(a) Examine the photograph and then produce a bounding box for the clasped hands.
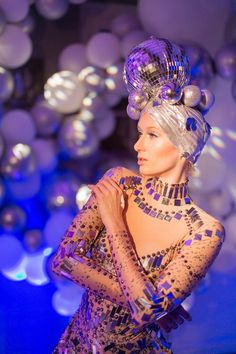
[88,176,192,333]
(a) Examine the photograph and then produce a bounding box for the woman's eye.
[149,133,158,138]
[137,132,142,137]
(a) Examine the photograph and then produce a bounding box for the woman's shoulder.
[192,203,225,242]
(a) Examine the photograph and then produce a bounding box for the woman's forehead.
[138,112,163,132]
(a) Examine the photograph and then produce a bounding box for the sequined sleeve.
[107,221,225,326]
[51,166,127,306]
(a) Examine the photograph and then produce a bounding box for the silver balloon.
[31,100,62,136]
[0,205,26,233]
[17,13,35,34]
[105,62,127,97]
[0,179,5,207]
[183,43,214,88]
[58,117,99,158]
[0,8,6,36]
[45,174,81,212]
[24,229,43,252]
[182,85,202,107]
[0,67,14,102]
[35,0,69,20]
[1,143,36,180]
[232,77,236,102]
[78,66,105,93]
[80,91,105,119]
[0,133,4,159]
[215,42,236,79]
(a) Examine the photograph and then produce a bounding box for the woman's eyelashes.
[137,131,158,138]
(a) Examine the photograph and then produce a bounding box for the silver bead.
[198,89,215,112]
[128,90,149,110]
[182,85,202,107]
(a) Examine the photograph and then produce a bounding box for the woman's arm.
[106,221,225,327]
[89,171,225,327]
[51,167,128,306]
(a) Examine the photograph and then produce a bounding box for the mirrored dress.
[52,166,225,354]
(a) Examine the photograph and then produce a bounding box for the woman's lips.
[137,158,147,165]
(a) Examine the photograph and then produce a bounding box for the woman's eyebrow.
[137,125,161,131]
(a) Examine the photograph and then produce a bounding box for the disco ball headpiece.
[123,37,214,164]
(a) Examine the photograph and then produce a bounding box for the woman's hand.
[88,176,126,232]
[156,305,192,333]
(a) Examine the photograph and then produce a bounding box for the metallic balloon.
[44,71,84,114]
[78,66,105,93]
[0,178,5,207]
[1,143,36,180]
[0,205,26,233]
[182,85,202,107]
[183,43,214,88]
[0,133,4,159]
[45,174,81,212]
[0,66,14,102]
[24,229,43,252]
[31,100,62,136]
[215,42,236,80]
[58,117,99,158]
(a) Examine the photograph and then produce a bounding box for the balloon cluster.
[0,0,236,318]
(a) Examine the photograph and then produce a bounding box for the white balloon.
[86,32,121,69]
[211,243,236,274]
[0,235,24,270]
[35,0,69,20]
[93,109,116,139]
[6,172,41,200]
[44,210,73,249]
[110,13,140,38]
[31,139,58,173]
[2,254,28,281]
[206,76,236,165]
[121,30,147,58]
[208,189,232,218]
[0,0,29,23]
[224,214,236,247]
[58,43,87,74]
[0,25,32,69]
[138,0,231,56]
[0,109,36,144]
[44,71,85,114]
[25,252,50,286]
[52,288,84,316]
[189,152,226,193]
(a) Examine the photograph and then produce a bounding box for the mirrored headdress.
[123,37,214,164]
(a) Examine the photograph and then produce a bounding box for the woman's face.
[134,111,183,178]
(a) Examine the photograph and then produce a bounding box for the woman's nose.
[134,136,144,152]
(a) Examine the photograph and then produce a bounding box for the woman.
[52,37,225,353]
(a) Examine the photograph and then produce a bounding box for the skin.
[88,111,192,332]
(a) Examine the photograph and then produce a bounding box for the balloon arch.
[0,0,235,317]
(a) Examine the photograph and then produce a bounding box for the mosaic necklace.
[120,175,195,224]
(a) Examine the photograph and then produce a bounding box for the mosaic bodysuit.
[52,166,225,354]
